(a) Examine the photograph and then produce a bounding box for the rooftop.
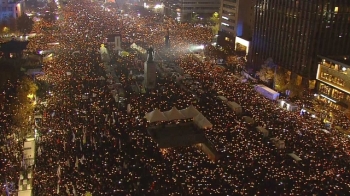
[318,55,350,67]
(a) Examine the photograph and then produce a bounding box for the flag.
[57,165,61,178]
[57,182,60,194]
[80,155,85,164]
[127,104,131,114]
[73,186,77,196]
[83,130,86,144]
[37,146,42,156]
[72,132,75,142]
[65,184,70,194]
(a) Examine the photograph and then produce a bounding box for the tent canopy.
[288,153,302,161]
[18,190,32,196]
[163,107,186,121]
[217,96,228,102]
[180,105,200,118]
[242,116,255,125]
[227,101,242,114]
[193,113,205,123]
[256,126,269,137]
[227,101,241,109]
[145,109,168,123]
[197,117,213,129]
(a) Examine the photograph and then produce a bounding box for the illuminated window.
[225,37,230,41]
[334,7,338,13]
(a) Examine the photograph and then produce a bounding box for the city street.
[4,0,349,195]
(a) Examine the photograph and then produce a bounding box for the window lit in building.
[334,7,338,13]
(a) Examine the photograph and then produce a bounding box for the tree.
[16,14,34,34]
[256,64,274,83]
[10,76,38,138]
[274,67,288,91]
[191,13,199,23]
[0,20,10,35]
[284,77,303,98]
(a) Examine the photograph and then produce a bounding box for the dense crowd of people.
[1,0,350,195]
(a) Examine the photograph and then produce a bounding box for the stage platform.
[147,122,220,160]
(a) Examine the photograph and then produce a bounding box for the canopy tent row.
[216,96,242,114]
[145,106,213,129]
[227,101,242,114]
[270,138,285,149]
[256,126,269,137]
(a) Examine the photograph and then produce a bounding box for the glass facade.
[252,0,350,79]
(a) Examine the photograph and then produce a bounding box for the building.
[218,0,256,57]
[175,0,221,22]
[143,0,165,14]
[316,55,350,109]
[252,0,350,85]
[0,0,25,22]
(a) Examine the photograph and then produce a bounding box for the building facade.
[0,0,24,22]
[175,0,221,22]
[218,0,256,58]
[252,0,350,83]
[316,55,350,109]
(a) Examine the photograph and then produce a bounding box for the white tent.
[193,113,205,124]
[217,96,228,102]
[145,109,168,123]
[197,118,213,129]
[180,105,200,118]
[288,153,302,161]
[18,190,32,196]
[227,101,242,114]
[163,107,186,121]
[256,126,269,137]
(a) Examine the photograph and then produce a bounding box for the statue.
[147,46,154,62]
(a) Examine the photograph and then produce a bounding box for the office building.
[175,0,221,22]
[143,0,164,14]
[252,0,350,84]
[316,55,350,109]
[0,0,25,22]
[218,0,256,57]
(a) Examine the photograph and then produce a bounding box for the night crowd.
[0,0,349,195]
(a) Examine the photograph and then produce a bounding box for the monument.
[164,29,170,48]
[144,46,156,89]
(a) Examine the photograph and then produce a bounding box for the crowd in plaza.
[0,0,350,195]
